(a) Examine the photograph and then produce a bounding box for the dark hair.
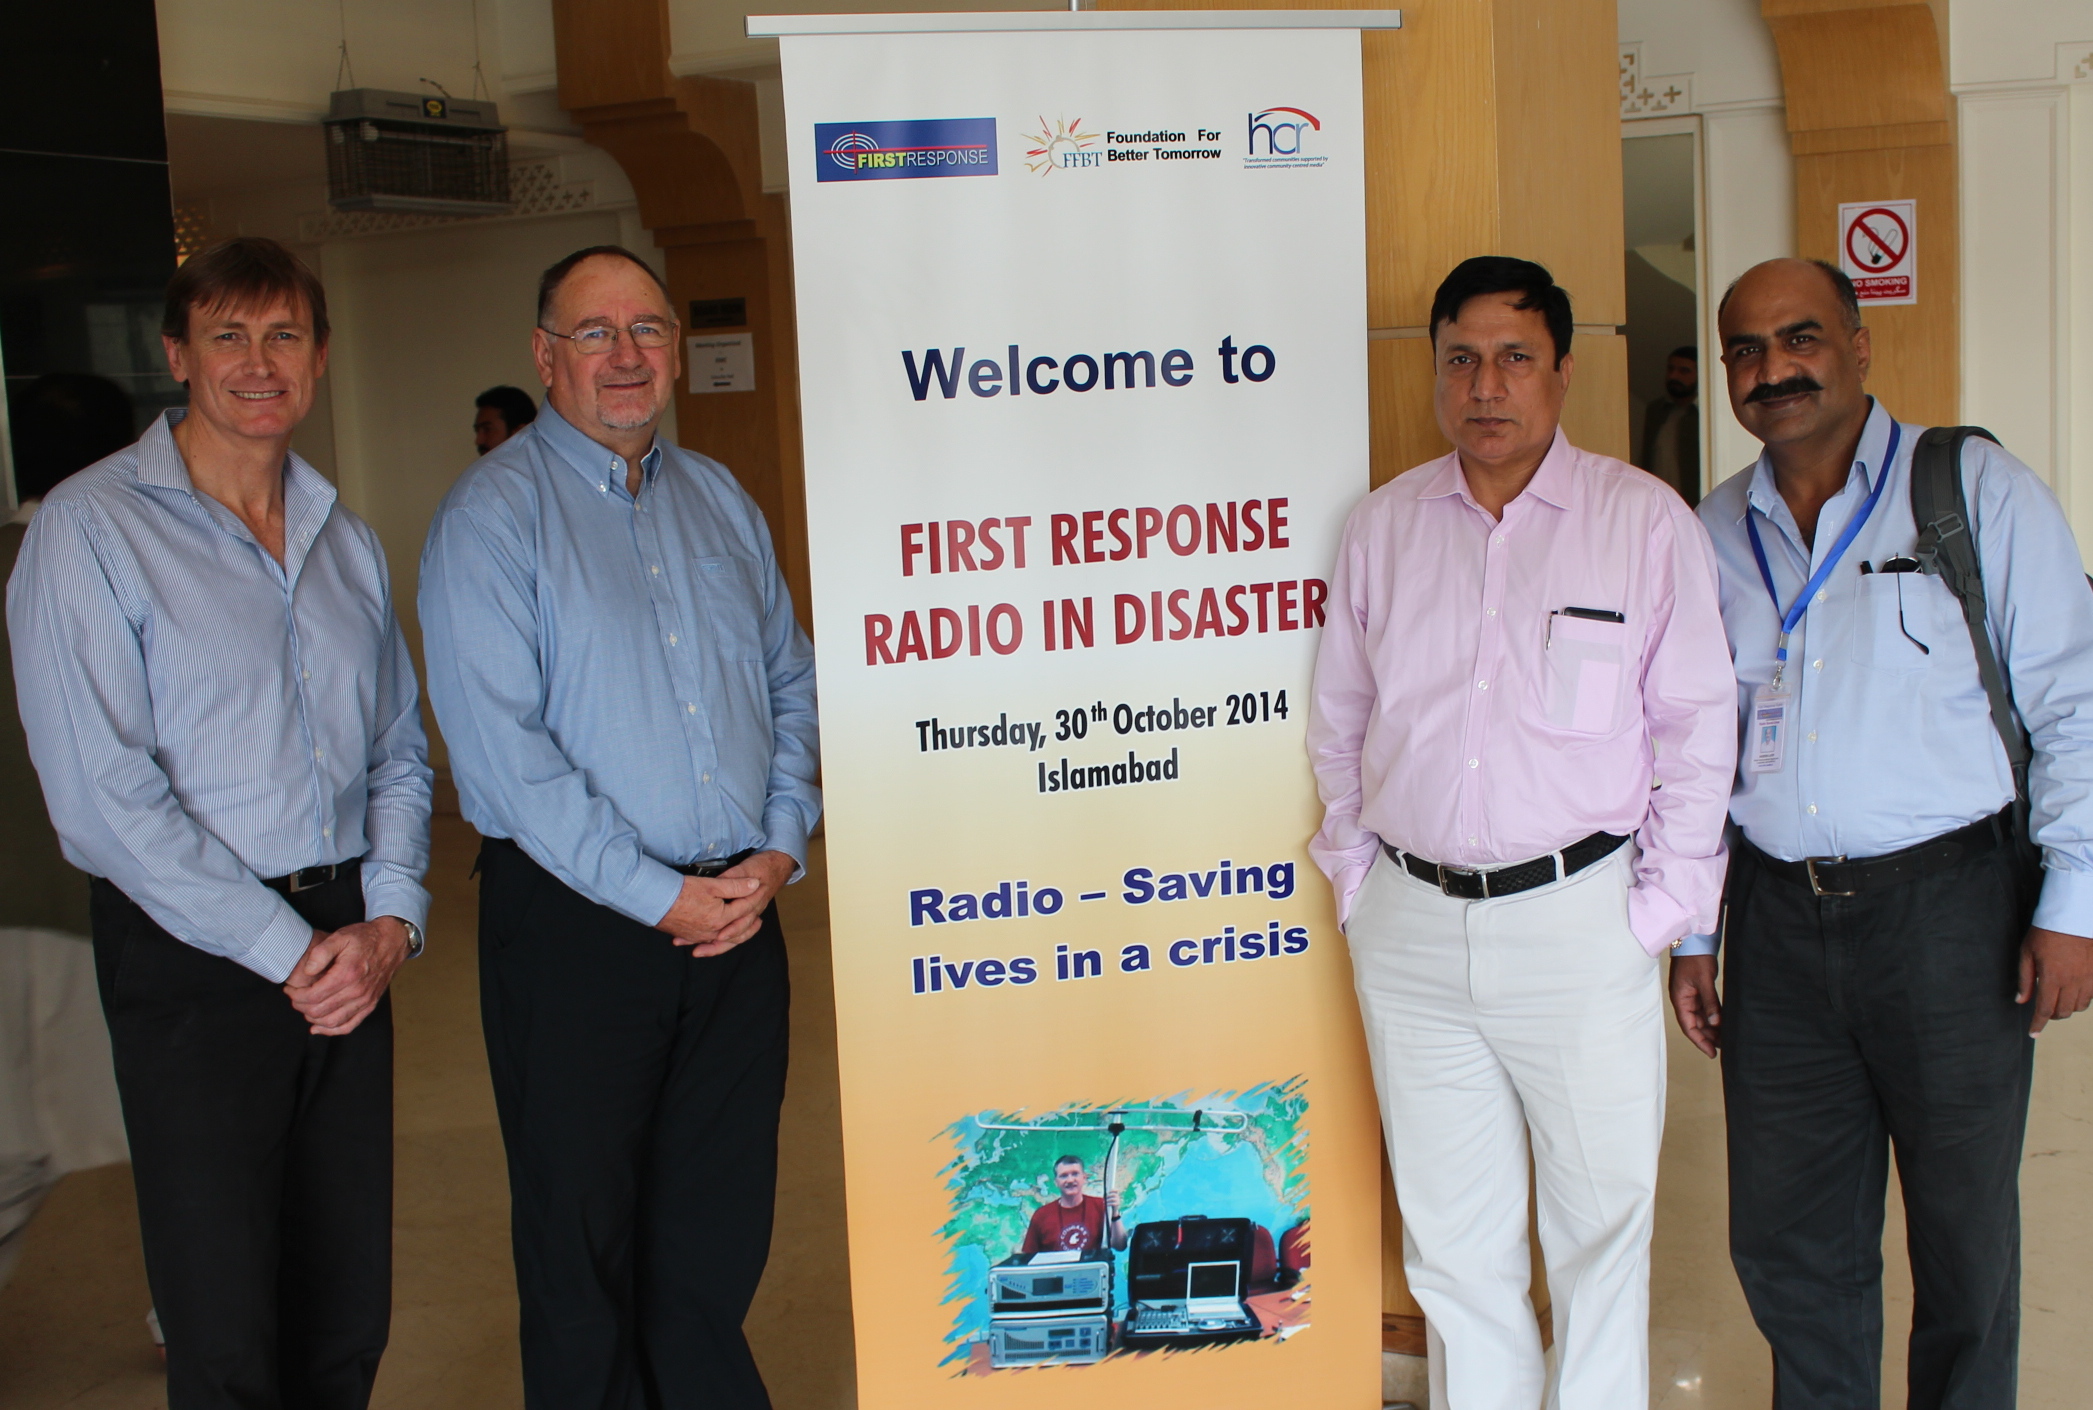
[1429,256,1574,368]
[1718,258,1861,331]
[1053,1155,1084,1171]
[1669,345,1697,363]
[10,373,135,501]
[475,385,537,430]
[536,245,672,328]
[162,237,329,344]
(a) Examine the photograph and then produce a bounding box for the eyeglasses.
[539,319,679,355]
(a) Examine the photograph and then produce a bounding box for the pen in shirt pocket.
[1546,606,1626,645]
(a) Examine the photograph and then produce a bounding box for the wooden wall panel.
[1762,0,1959,426]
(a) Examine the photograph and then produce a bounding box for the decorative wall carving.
[1621,44,1693,117]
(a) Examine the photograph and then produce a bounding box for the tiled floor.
[1,815,2086,1407]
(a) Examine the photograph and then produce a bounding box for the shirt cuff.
[628,859,689,930]
[1673,932,1719,957]
[1627,882,1693,958]
[2032,866,2093,938]
[760,809,811,886]
[362,874,432,934]
[243,898,320,985]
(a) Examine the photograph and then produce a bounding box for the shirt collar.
[1738,397,1893,525]
[533,402,664,497]
[140,408,338,555]
[1417,426,1577,512]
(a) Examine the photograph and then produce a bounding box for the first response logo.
[816,118,998,182]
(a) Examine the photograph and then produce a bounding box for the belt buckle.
[287,863,335,895]
[1804,856,1853,898]
[1436,864,1484,900]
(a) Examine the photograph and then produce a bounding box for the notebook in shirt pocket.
[692,556,764,661]
[1543,613,1628,734]
[1851,572,1942,673]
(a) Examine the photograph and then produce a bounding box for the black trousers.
[90,874,392,1410]
[477,839,790,1410]
[1722,831,2039,1410]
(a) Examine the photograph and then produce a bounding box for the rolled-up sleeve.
[419,501,687,927]
[7,503,314,981]
[1629,500,1739,955]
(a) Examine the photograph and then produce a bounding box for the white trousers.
[1347,847,1665,1410]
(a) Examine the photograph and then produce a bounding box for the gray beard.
[595,404,658,432]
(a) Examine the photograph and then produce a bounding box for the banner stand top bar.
[747,10,1402,37]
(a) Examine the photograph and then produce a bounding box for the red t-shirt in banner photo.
[1019,1195,1107,1255]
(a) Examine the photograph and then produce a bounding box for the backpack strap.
[1909,425,2029,820]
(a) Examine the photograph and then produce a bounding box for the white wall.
[1953,20,2091,557]
[1619,0,1796,488]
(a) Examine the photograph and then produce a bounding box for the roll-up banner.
[765,11,1392,1405]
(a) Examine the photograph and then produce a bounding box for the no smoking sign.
[1838,199,1917,306]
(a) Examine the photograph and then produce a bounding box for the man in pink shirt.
[1307,257,1736,1409]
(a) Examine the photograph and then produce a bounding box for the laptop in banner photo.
[815,118,999,181]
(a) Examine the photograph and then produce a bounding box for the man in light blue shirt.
[8,237,431,1409]
[1672,257,2093,1409]
[419,245,818,1410]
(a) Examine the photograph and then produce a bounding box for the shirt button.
[1468,759,1479,769]
[1468,836,1477,844]
[1486,608,1497,617]
[313,748,324,761]
[703,773,712,783]
[1493,535,1505,545]
[1812,658,1823,670]
[302,669,310,680]
[1808,804,1819,815]
[652,565,661,575]
[687,703,697,714]
[668,634,678,645]
[1807,731,1818,742]
[323,826,332,837]
[598,483,607,493]
[1477,680,1488,690]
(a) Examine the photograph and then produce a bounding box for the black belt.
[262,857,364,896]
[485,836,757,879]
[1383,831,1628,901]
[674,846,759,878]
[1746,807,2014,898]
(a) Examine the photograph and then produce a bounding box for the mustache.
[1745,375,1822,405]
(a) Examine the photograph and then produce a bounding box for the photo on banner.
[776,17,1381,1406]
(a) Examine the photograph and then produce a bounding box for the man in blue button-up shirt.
[8,238,432,1409]
[420,245,818,1409]
[1672,258,2093,1410]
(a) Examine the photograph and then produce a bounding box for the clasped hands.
[284,916,412,1036]
[654,850,795,957]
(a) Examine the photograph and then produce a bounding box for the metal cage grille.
[323,90,512,216]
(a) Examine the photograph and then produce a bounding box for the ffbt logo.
[1247,107,1319,156]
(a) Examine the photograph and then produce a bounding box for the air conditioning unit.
[324,89,511,216]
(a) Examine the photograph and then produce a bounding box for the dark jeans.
[1722,831,2039,1410]
[90,874,392,1410]
[477,839,790,1410]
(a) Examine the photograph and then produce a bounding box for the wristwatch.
[399,918,426,960]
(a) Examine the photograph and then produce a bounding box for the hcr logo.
[1247,107,1320,156]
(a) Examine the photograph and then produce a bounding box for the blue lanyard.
[1745,417,1901,687]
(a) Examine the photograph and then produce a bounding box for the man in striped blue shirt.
[7,238,431,1409]
[420,246,819,1409]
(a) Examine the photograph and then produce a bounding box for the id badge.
[1747,684,1792,774]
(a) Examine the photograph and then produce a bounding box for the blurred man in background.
[1639,345,1700,505]
[473,384,537,455]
